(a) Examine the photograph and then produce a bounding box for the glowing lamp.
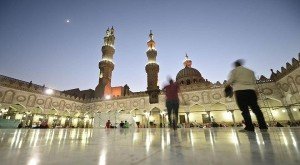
[45,88,54,95]
[105,95,111,100]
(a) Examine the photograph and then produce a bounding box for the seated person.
[124,121,129,128]
[105,120,111,128]
[119,121,124,128]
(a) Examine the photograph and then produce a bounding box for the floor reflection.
[0,128,299,165]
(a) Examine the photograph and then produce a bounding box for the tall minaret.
[95,27,115,98]
[145,30,160,103]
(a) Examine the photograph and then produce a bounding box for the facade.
[0,28,300,128]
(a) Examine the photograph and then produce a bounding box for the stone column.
[286,106,296,122]
[185,112,190,128]
[91,117,95,128]
[162,114,165,127]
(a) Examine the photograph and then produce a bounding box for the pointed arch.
[190,104,205,112]
[46,107,59,115]
[130,108,144,116]
[258,97,283,108]
[10,103,27,113]
[31,106,44,114]
[60,110,71,117]
[150,107,161,112]
[210,102,227,111]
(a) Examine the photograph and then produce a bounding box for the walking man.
[163,78,180,130]
[227,60,268,132]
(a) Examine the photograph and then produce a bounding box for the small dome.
[176,66,205,85]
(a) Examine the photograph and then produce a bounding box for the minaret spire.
[147,30,156,50]
[103,27,115,47]
[183,53,192,68]
[149,30,153,40]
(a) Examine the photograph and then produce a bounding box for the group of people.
[105,120,130,128]
[163,59,269,132]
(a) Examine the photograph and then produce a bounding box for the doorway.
[179,115,186,124]
[202,114,210,123]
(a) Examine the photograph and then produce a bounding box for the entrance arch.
[209,102,228,123]
[189,104,205,125]
[149,107,161,128]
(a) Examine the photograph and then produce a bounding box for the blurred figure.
[227,60,268,132]
[124,121,129,128]
[163,77,181,130]
[105,120,111,128]
[119,121,124,128]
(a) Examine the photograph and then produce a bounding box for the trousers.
[235,90,268,130]
[166,100,179,127]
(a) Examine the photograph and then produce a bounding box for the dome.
[175,54,207,85]
[176,66,205,85]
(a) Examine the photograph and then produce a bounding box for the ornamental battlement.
[269,53,300,81]
[0,75,86,103]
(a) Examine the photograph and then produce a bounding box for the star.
[65,19,70,23]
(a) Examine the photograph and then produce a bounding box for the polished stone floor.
[0,127,299,165]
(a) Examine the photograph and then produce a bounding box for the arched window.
[187,79,191,85]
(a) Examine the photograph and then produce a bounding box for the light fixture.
[282,109,286,112]
[293,108,297,111]
[45,88,54,95]
[105,95,111,100]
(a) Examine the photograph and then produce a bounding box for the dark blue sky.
[0,0,299,92]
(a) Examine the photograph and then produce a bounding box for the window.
[186,79,191,85]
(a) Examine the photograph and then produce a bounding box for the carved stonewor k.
[44,98,52,109]
[26,95,36,107]
[3,90,15,103]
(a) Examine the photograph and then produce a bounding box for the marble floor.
[0,127,299,165]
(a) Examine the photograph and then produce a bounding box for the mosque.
[0,28,299,128]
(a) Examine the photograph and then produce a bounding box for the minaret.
[95,27,115,98]
[145,30,160,103]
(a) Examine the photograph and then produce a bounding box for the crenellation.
[281,67,287,74]
[286,62,292,70]
[269,54,300,81]
[215,81,221,86]
[292,58,298,66]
